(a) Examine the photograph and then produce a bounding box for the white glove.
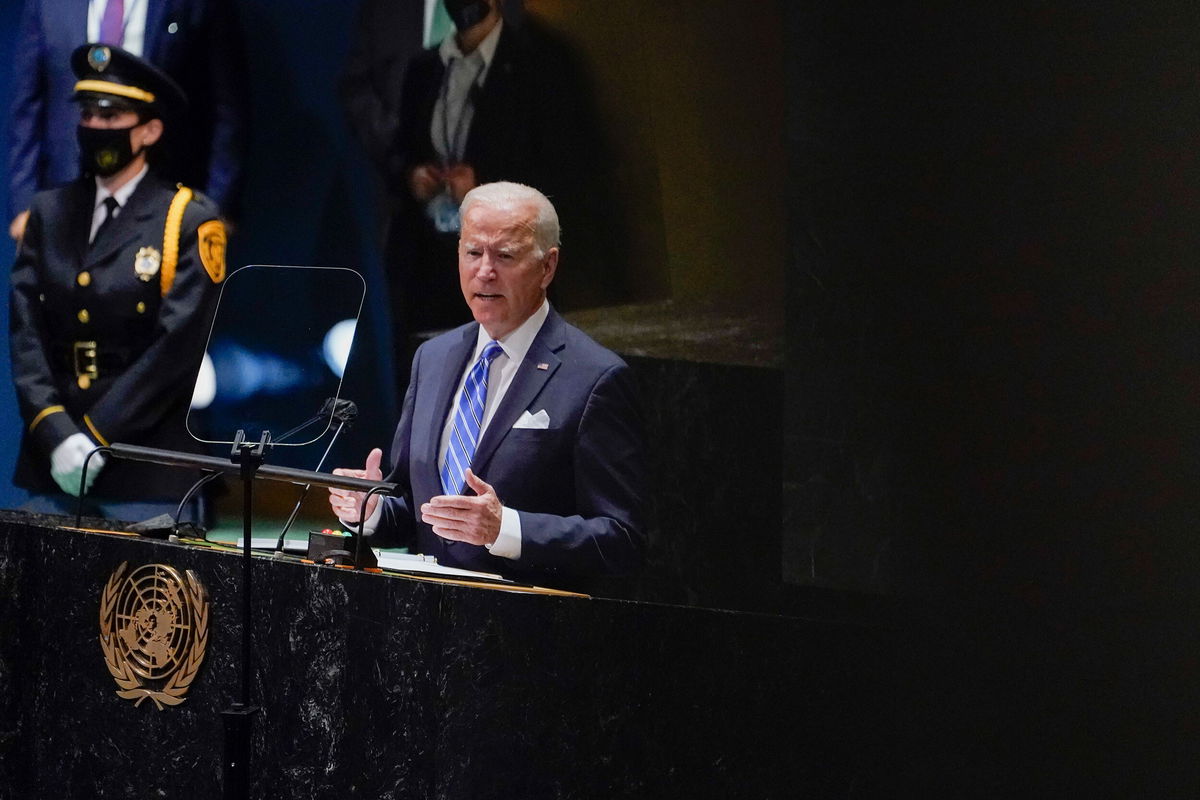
[50,432,106,497]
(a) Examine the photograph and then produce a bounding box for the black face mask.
[77,125,142,177]
[445,0,490,31]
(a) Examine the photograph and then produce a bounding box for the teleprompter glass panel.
[186,265,366,447]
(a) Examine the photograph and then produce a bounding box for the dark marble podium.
[0,511,892,799]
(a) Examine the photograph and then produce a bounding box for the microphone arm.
[273,416,351,554]
[172,470,223,535]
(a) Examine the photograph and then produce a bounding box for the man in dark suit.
[7,0,247,240]
[10,45,226,517]
[329,182,646,587]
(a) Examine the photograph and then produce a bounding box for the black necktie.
[93,196,120,245]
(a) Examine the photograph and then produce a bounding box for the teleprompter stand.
[77,441,395,799]
[223,429,268,799]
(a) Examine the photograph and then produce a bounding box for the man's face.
[458,200,558,340]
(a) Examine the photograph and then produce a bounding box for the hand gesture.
[328,447,383,525]
[421,468,502,546]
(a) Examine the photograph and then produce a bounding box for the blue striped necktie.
[441,340,504,495]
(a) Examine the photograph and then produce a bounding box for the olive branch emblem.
[99,562,209,710]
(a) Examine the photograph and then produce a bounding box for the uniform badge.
[99,562,210,709]
[134,246,161,282]
[88,46,112,73]
[197,220,227,283]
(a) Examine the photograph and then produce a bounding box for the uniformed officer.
[9,44,227,518]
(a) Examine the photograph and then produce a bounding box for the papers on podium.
[234,538,511,583]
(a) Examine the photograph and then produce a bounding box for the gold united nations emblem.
[99,562,209,710]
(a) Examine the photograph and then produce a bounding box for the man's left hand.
[421,468,502,546]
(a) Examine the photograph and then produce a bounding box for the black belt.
[56,341,136,379]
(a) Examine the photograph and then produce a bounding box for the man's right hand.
[328,447,383,525]
[9,210,29,242]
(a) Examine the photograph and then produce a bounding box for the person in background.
[8,0,248,241]
[10,45,226,521]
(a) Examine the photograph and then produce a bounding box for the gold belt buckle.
[73,341,99,388]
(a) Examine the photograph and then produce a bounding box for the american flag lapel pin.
[536,363,549,370]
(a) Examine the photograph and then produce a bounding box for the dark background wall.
[789,1,1198,611]
[528,0,786,311]
[785,7,1200,790]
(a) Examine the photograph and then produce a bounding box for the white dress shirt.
[87,0,150,55]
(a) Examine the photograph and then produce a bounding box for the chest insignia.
[134,246,162,282]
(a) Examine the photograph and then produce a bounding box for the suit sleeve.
[515,363,648,576]
[374,345,421,547]
[9,199,86,452]
[81,206,222,445]
[8,0,47,221]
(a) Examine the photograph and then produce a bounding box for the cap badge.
[88,46,112,73]
[135,246,162,282]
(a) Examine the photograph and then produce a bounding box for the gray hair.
[460,181,561,256]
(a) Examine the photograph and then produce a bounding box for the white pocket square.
[513,409,550,430]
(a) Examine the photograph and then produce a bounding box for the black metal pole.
[223,430,268,800]
[240,448,253,707]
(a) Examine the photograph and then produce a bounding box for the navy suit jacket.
[377,307,648,586]
[8,0,248,220]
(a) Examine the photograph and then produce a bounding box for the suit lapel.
[471,310,565,476]
[404,54,445,166]
[465,26,515,162]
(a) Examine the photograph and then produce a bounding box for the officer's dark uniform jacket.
[10,172,225,500]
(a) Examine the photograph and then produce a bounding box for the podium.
[0,510,885,798]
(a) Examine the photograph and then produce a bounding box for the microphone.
[274,396,355,445]
[321,397,358,426]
